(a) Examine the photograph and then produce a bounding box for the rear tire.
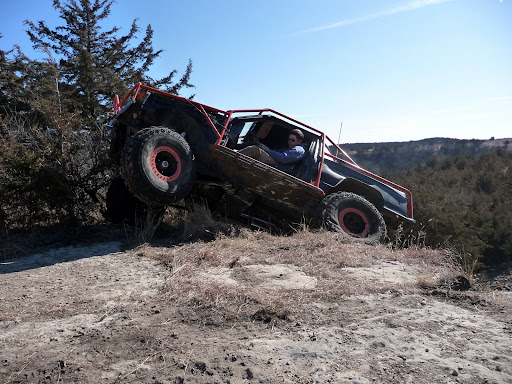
[320,192,387,244]
[121,127,196,206]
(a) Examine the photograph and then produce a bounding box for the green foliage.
[0,110,111,233]
[0,46,33,114]
[0,0,193,235]
[391,150,512,268]
[24,0,193,124]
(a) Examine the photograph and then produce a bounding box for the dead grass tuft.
[182,204,233,241]
[135,228,466,321]
[389,246,468,287]
[133,206,166,243]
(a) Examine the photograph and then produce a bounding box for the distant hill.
[339,137,512,173]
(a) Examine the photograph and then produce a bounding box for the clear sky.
[1,0,511,143]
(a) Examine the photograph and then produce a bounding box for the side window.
[228,121,245,142]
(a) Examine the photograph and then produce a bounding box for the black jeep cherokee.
[108,83,415,243]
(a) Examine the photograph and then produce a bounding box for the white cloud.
[297,0,454,34]
[489,95,512,102]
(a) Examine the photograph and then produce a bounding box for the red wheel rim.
[339,207,370,237]
[150,146,182,182]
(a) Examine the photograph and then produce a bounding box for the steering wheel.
[244,131,259,145]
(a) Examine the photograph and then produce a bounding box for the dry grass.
[132,206,167,243]
[388,246,466,288]
[134,223,466,321]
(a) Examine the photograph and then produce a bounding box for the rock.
[451,276,471,291]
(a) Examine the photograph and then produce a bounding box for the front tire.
[320,192,387,244]
[121,127,196,206]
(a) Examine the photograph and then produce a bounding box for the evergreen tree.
[0,39,30,115]
[0,1,194,233]
[0,36,10,112]
[25,0,193,124]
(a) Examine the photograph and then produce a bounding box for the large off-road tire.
[121,127,196,206]
[320,192,387,244]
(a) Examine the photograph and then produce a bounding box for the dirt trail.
[1,242,511,383]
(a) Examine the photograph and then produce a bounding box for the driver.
[239,129,306,165]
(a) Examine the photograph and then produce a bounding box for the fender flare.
[327,178,385,212]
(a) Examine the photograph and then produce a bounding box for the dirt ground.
[1,236,512,384]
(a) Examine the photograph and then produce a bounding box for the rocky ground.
[1,231,511,384]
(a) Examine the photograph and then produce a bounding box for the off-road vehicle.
[108,83,415,243]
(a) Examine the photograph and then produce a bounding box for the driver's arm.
[268,146,306,164]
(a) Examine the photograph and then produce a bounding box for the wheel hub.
[150,146,182,182]
[339,207,370,237]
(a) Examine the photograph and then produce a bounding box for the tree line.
[0,0,192,234]
[387,149,512,268]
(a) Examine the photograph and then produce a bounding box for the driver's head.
[288,129,304,148]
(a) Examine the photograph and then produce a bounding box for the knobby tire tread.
[120,127,195,206]
[320,192,387,244]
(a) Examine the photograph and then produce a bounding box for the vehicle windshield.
[236,122,256,145]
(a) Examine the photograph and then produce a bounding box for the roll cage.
[113,83,414,220]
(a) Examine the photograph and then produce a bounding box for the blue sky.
[2,0,511,143]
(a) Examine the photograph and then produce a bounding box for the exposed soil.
[1,238,511,384]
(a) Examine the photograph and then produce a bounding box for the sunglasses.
[288,137,298,142]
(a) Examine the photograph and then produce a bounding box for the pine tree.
[0,37,10,112]
[25,0,193,125]
[1,1,194,233]
[0,40,31,115]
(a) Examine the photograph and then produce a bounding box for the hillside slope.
[341,137,512,172]
[1,231,511,383]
